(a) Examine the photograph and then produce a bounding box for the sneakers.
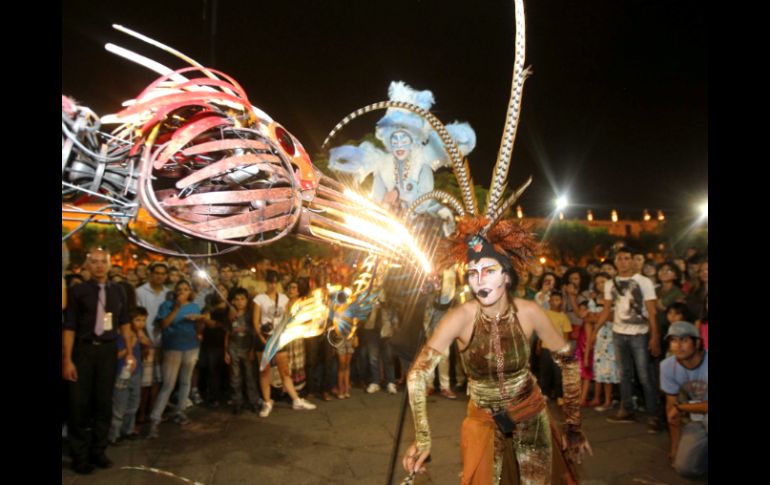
[387,383,398,395]
[147,422,160,439]
[647,417,662,434]
[594,404,612,412]
[366,383,381,394]
[183,397,194,410]
[440,389,457,400]
[259,400,274,417]
[190,388,203,405]
[292,398,317,410]
[173,413,191,425]
[607,411,636,423]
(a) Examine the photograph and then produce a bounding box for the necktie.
[95,283,106,336]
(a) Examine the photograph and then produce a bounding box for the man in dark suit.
[63,247,132,474]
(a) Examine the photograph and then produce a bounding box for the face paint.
[467,257,508,306]
[390,130,414,161]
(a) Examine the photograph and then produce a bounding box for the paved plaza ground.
[61,388,707,484]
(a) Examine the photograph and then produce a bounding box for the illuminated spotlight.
[516,205,523,219]
[643,209,651,221]
[539,257,546,265]
[699,201,708,218]
[657,210,665,221]
[196,269,207,278]
[586,210,594,221]
[611,209,618,223]
[555,196,568,211]
[251,267,256,273]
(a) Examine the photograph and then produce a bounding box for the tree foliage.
[536,222,614,265]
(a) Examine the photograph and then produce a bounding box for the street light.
[611,209,618,223]
[555,196,568,211]
[516,205,523,219]
[587,210,593,221]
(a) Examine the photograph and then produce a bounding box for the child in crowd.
[664,302,693,357]
[109,307,151,443]
[588,272,619,411]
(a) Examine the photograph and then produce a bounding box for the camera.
[260,322,274,335]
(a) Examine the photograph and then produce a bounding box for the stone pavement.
[61,388,707,484]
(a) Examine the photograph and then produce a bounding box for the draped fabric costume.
[459,304,579,484]
[408,301,581,484]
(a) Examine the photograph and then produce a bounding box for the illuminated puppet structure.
[327,81,476,237]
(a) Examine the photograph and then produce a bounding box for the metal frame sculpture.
[62,25,431,272]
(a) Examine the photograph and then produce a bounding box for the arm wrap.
[407,345,444,453]
[552,343,581,427]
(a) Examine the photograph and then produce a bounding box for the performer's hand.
[62,359,78,382]
[561,426,593,465]
[224,352,231,365]
[383,189,400,209]
[402,443,430,475]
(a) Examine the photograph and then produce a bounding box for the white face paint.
[467,257,509,307]
[390,130,414,161]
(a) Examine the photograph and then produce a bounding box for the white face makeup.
[390,130,413,161]
[467,257,509,306]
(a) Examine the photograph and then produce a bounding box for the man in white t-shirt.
[135,262,170,347]
[595,247,662,431]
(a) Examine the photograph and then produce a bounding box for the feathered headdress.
[439,215,538,276]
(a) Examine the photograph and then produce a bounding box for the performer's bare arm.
[403,302,475,475]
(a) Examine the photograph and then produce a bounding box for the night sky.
[62,0,707,219]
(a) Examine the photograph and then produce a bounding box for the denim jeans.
[362,329,395,385]
[150,348,200,423]
[612,332,658,416]
[109,369,141,441]
[674,419,708,477]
